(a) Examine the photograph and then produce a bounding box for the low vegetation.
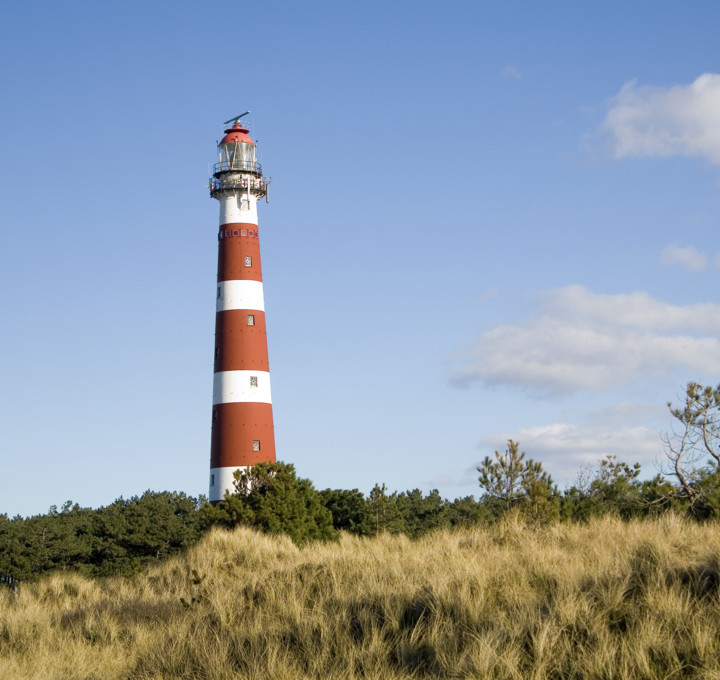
[3,516,720,679]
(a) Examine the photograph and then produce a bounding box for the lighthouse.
[208,113,276,503]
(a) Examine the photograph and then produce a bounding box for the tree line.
[2,381,719,584]
[0,492,203,582]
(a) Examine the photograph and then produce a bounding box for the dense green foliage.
[199,462,336,543]
[3,382,720,584]
[0,492,202,582]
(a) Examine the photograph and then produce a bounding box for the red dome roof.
[219,124,255,146]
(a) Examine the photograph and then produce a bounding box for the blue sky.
[2,1,720,516]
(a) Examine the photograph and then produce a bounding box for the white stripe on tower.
[220,194,258,225]
[213,370,272,404]
[216,280,265,312]
[210,467,250,502]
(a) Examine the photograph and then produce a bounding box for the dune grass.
[2,514,720,679]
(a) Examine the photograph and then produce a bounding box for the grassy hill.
[2,515,720,679]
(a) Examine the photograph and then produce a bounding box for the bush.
[200,462,336,544]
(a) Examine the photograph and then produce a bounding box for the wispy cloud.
[499,64,522,81]
[478,402,667,482]
[660,244,708,272]
[600,73,720,163]
[659,244,720,272]
[451,285,720,396]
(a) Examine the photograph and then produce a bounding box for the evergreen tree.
[366,483,406,535]
[201,462,336,544]
[0,492,203,582]
[477,440,558,520]
[446,496,487,528]
[319,488,370,534]
[564,456,644,520]
[396,489,450,538]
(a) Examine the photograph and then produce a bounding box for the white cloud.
[451,285,720,395]
[601,73,720,163]
[660,244,708,272]
[478,402,667,483]
[540,286,720,334]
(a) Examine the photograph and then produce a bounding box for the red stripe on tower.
[208,115,275,503]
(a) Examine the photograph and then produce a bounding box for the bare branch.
[663,382,720,512]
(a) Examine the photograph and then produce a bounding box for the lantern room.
[215,124,261,175]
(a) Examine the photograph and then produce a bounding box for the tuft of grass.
[2,515,720,679]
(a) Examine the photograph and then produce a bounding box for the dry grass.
[2,514,720,679]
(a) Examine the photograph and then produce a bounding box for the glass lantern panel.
[239,143,256,167]
[218,141,256,169]
[218,143,235,167]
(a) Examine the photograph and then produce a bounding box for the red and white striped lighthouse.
[208,114,275,503]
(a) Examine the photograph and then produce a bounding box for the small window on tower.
[253,440,261,451]
[225,231,230,237]
[214,346,220,359]
[212,409,218,422]
[250,376,258,387]
[210,474,215,487]
[217,286,221,299]
[249,231,254,237]
[241,230,247,236]
[244,256,252,267]
[247,314,255,326]
[233,230,239,236]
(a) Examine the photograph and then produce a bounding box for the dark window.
[233,230,239,236]
[241,230,247,236]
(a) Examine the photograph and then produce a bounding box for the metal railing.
[213,160,263,175]
[210,176,268,198]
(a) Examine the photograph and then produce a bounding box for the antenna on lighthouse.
[223,111,251,125]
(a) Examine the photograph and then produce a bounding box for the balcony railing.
[213,159,263,175]
[210,175,268,198]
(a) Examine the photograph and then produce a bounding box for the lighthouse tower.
[208,114,275,503]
